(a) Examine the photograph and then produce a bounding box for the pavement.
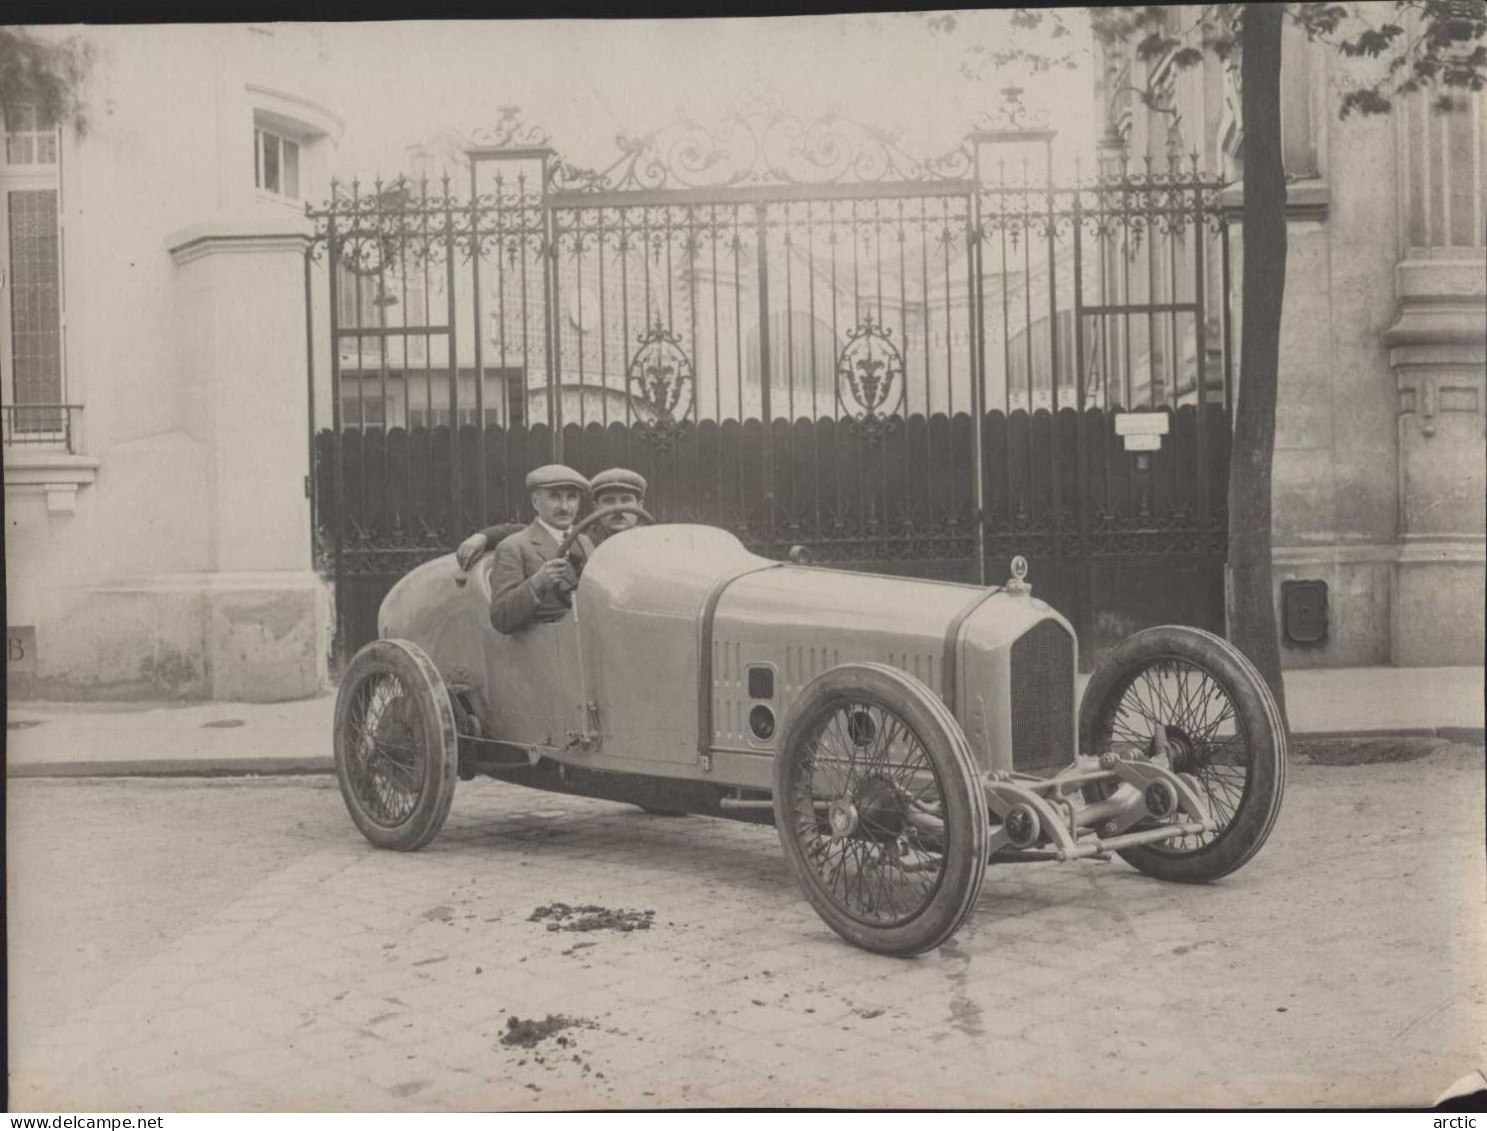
[6,747,1484,1111]
[5,664,1483,778]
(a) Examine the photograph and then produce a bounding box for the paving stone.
[10,753,1484,1111]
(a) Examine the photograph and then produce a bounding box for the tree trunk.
[1230,2,1289,723]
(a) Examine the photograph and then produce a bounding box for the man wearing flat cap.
[456,465,650,570]
[587,467,648,545]
[485,464,595,635]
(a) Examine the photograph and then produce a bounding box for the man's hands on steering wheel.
[530,557,577,597]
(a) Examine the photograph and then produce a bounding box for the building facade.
[6,16,1479,704]
[4,25,341,699]
[1097,4,1486,667]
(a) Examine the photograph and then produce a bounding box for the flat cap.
[590,467,648,498]
[525,464,590,493]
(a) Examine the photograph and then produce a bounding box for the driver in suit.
[487,464,595,635]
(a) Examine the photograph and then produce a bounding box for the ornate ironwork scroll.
[468,106,553,152]
[836,312,905,444]
[626,318,694,450]
[550,83,973,193]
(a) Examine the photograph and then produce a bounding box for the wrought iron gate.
[307,92,1233,664]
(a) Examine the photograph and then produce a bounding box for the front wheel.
[1080,626,1287,883]
[773,663,988,957]
[334,639,459,851]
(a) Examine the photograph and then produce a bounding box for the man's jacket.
[488,519,594,635]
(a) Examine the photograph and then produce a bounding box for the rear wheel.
[1080,626,1286,883]
[773,663,987,957]
[334,639,458,851]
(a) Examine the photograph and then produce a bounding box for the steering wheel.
[555,503,656,561]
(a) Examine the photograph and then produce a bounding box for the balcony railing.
[3,404,84,454]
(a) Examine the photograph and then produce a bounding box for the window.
[505,374,526,428]
[336,265,382,328]
[2,105,68,445]
[7,191,64,403]
[340,391,386,429]
[4,105,58,167]
[254,126,300,198]
[408,408,462,430]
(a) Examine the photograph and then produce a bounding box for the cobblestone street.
[8,744,1484,1111]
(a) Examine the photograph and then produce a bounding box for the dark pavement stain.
[1171,940,1218,956]
[528,902,655,933]
[939,938,984,1036]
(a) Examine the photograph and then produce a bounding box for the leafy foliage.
[928,4,1486,120]
[0,26,94,135]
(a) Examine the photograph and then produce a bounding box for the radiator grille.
[1010,620,1076,775]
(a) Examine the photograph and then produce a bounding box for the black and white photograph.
[4,3,1485,1113]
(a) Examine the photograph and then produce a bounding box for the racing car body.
[337,512,1286,956]
[379,524,1073,790]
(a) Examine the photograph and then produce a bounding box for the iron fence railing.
[2,404,83,453]
[305,95,1235,661]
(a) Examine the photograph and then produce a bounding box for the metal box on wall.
[1281,580,1329,647]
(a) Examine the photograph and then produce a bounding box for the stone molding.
[166,212,314,266]
[1274,539,1486,566]
[1218,178,1330,222]
[3,449,101,515]
[244,82,345,142]
[1384,254,1486,437]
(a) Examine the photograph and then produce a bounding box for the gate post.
[166,214,332,699]
[754,202,775,538]
[967,160,988,587]
[544,175,562,462]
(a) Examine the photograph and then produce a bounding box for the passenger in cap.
[588,467,648,545]
[485,464,595,635]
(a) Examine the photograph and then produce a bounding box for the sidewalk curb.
[6,757,335,780]
[6,727,1480,780]
[1294,726,1484,744]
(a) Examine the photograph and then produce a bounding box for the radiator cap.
[1007,555,1032,596]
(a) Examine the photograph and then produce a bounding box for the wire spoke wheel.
[334,639,458,851]
[791,700,948,927]
[1080,627,1286,883]
[774,663,987,957]
[345,672,427,827]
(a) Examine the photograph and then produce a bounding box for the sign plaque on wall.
[7,626,37,696]
[1114,412,1170,453]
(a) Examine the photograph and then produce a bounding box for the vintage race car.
[334,505,1286,957]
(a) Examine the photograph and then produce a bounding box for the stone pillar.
[166,213,331,699]
[1384,92,1487,666]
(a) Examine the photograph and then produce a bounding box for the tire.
[334,639,459,851]
[773,663,988,957]
[1079,626,1287,883]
